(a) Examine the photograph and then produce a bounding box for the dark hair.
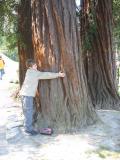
[26,59,36,68]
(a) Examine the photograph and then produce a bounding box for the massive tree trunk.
[19,0,97,132]
[31,0,97,132]
[80,0,120,110]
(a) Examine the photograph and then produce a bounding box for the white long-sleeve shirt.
[20,68,59,97]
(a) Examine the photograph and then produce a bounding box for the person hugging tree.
[20,59,65,135]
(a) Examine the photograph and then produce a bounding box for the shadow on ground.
[0,76,120,160]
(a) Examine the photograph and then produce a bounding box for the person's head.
[26,59,37,69]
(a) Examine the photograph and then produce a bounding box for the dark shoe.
[25,130,38,135]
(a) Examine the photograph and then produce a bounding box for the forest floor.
[0,55,120,160]
[0,78,120,160]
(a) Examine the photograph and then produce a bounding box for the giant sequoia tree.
[18,0,97,132]
[80,0,120,109]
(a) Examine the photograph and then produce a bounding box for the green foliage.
[0,0,18,33]
[83,34,92,51]
[82,2,97,51]
[0,0,19,59]
[0,36,18,61]
[5,50,18,61]
[113,0,120,33]
[113,0,120,48]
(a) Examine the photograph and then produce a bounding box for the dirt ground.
[0,71,120,160]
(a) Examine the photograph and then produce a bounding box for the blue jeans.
[21,96,34,131]
[0,69,4,79]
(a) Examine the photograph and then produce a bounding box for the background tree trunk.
[80,0,120,110]
[18,0,33,85]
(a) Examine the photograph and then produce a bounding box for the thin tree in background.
[18,0,33,84]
